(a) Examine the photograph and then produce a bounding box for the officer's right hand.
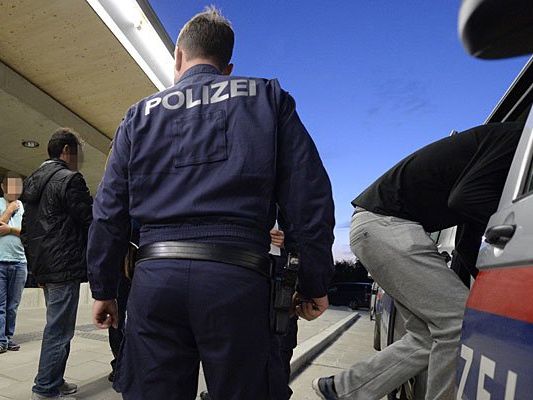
[294,293,329,321]
[92,299,119,329]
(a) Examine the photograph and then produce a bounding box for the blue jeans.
[0,261,27,346]
[32,280,80,397]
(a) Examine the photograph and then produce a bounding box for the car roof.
[486,56,533,124]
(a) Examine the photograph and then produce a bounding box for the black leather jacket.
[20,159,92,284]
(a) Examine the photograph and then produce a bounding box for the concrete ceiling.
[0,0,170,193]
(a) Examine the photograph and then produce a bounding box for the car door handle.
[485,224,516,246]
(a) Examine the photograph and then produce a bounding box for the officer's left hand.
[92,299,119,329]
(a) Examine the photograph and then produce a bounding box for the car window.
[429,231,441,243]
[522,156,533,196]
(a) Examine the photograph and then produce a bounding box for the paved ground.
[0,306,112,400]
[290,311,378,399]
[1,304,368,399]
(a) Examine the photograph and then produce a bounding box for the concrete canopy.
[0,0,174,192]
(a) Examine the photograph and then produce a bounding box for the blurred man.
[21,128,93,400]
[0,172,27,353]
[87,6,334,400]
[313,122,523,400]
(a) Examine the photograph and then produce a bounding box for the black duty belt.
[136,241,272,278]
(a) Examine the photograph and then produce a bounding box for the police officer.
[87,6,334,400]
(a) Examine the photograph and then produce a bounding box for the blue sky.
[149,0,529,259]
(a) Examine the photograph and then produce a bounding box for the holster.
[270,253,299,335]
[124,242,139,280]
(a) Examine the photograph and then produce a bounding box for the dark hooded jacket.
[20,159,93,283]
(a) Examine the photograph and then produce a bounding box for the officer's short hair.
[47,128,81,159]
[177,6,234,71]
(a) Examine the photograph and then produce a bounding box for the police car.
[457,0,533,398]
[455,61,533,400]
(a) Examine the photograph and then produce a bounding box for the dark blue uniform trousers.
[278,316,298,399]
[108,273,131,374]
[113,259,285,400]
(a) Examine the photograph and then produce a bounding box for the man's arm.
[0,201,21,236]
[274,86,335,310]
[65,174,93,233]
[451,223,483,287]
[6,226,21,237]
[0,222,10,236]
[448,124,522,226]
[87,111,132,302]
[447,129,519,286]
[0,202,19,224]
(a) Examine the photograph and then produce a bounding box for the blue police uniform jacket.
[87,64,335,301]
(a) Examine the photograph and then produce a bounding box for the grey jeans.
[333,209,468,400]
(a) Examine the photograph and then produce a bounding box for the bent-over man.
[313,122,523,400]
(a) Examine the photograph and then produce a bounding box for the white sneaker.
[312,377,338,400]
